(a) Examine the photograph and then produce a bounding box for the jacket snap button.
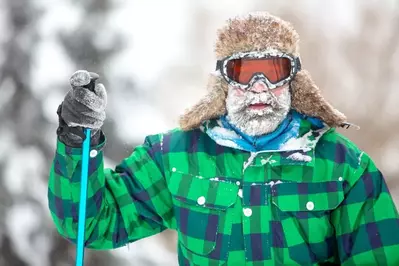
[306,201,315,210]
[89,150,98,158]
[197,196,206,205]
[243,208,252,217]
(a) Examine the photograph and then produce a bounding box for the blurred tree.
[59,0,134,164]
[0,0,43,265]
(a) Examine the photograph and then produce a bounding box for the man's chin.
[245,107,275,117]
[238,115,281,136]
[227,110,287,135]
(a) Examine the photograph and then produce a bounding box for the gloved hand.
[57,70,107,147]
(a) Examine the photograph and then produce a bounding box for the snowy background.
[0,0,398,265]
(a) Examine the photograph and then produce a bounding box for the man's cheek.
[272,85,289,97]
[230,86,245,97]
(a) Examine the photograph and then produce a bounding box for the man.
[48,12,399,265]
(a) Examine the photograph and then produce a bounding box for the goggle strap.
[215,60,223,71]
[294,57,302,72]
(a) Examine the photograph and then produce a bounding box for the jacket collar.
[201,109,331,154]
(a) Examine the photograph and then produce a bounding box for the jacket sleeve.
[47,134,174,249]
[331,153,399,265]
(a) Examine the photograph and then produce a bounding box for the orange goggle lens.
[225,57,292,84]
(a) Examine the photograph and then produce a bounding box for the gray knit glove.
[57,70,107,147]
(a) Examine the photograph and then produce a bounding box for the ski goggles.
[215,50,302,90]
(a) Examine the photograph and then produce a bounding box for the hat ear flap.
[291,70,347,127]
[179,74,228,131]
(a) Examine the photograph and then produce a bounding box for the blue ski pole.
[76,76,98,266]
[76,128,91,266]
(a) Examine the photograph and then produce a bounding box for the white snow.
[160,134,164,152]
[266,180,283,187]
[214,139,241,150]
[250,180,283,187]
[279,131,313,151]
[243,152,258,171]
[211,126,241,139]
[287,152,312,162]
[358,151,364,166]
[279,128,328,152]
[260,155,276,165]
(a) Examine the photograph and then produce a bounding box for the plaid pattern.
[48,119,399,265]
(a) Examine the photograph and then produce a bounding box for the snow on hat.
[179,11,347,130]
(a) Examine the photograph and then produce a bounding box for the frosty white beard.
[225,85,291,136]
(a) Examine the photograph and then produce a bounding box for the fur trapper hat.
[179,12,347,130]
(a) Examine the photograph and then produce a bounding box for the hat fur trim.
[215,11,299,59]
[179,74,227,130]
[291,70,346,127]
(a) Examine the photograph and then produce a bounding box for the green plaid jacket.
[48,118,399,265]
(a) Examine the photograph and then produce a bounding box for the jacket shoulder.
[144,127,202,148]
[317,129,368,170]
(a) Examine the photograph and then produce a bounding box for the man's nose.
[248,81,269,93]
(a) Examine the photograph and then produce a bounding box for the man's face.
[225,80,291,136]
